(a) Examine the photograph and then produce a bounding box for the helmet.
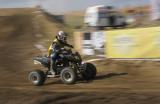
[56,31,68,43]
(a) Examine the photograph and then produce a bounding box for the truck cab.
[84,5,126,28]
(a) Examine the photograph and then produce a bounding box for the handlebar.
[60,48,72,53]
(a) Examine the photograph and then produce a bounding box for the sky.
[41,0,150,14]
[0,0,37,8]
[0,0,151,14]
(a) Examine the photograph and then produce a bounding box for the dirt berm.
[0,9,160,104]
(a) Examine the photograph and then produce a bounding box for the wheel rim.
[31,75,38,83]
[63,71,72,82]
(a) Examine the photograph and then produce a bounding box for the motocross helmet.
[56,31,68,43]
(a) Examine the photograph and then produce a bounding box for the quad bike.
[28,47,97,86]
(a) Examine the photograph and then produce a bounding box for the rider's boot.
[50,60,56,77]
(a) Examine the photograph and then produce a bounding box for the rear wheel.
[82,63,97,80]
[28,70,45,86]
[60,67,77,84]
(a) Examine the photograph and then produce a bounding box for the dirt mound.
[0,14,39,84]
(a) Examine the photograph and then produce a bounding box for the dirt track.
[1,14,160,104]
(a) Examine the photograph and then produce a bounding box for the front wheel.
[28,70,46,86]
[82,63,97,80]
[60,67,77,84]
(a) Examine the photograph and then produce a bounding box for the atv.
[28,47,97,86]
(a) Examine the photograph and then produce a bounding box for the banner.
[105,26,160,58]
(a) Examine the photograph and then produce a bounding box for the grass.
[0,8,35,16]
[64,11,84,29]
[64,15,84,28]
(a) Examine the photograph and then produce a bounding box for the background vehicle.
[84,5,127,28]
[28,48,97,86]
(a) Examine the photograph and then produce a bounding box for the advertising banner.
[106,26,160,58]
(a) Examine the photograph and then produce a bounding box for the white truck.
[84,5,126,29]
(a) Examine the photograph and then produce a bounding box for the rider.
[48,31,73,75]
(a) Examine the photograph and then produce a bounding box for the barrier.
[74,31,105,55]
